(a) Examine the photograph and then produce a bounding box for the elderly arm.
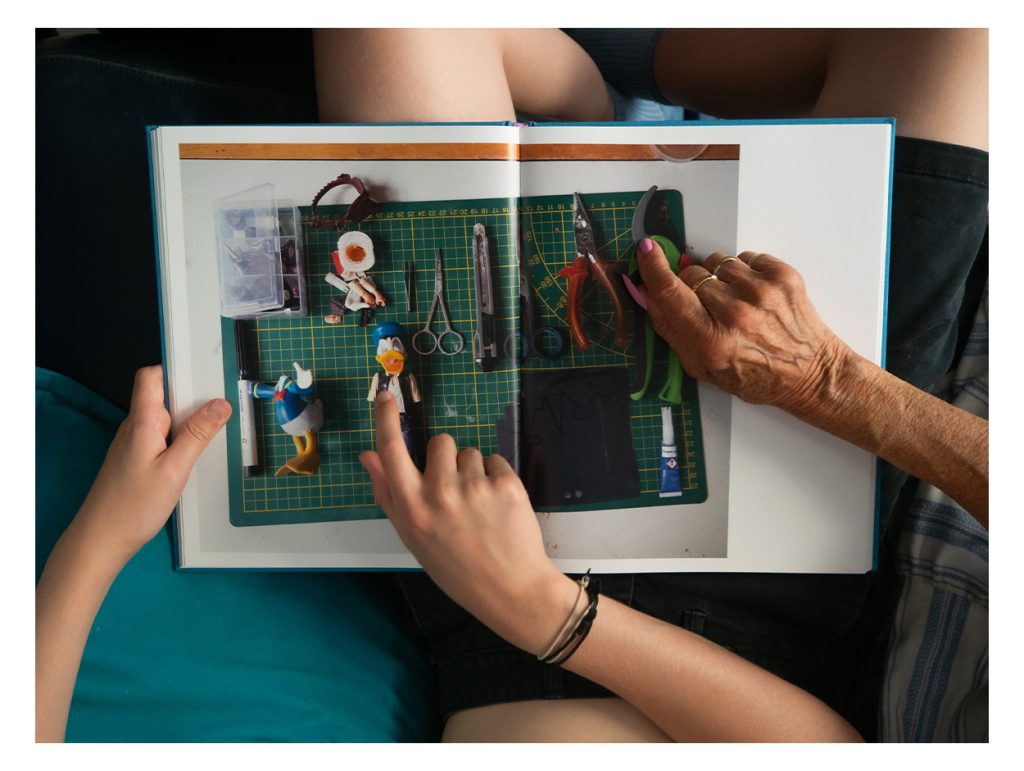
[637,241,988,527]
[786,347,987,526]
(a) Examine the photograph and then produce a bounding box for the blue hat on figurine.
[372,321,405,346]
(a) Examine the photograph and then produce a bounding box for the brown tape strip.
[520,144,740,161]
[178,143,519,161]
[178,143,740,162]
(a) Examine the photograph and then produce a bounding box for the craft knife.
[472,223,498,372]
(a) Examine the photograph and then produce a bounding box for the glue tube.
[658,405,682,498]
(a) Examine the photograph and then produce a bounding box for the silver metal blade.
[572,192,598,259]
[632,185,658,244]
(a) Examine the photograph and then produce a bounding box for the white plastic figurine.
[325,230,387,324]
[367,322,421,463]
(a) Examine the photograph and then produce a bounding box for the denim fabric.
[396,136,988,736]
[562,29,667,103]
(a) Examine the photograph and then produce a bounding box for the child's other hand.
[73,366,231,566]
[360,390,577,656]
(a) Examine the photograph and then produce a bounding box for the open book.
[149,120,893,571]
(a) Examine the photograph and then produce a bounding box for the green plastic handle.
[652,235,683,404]
[659,350,683,404]
[630,318,655,401]
[652,234,681,273]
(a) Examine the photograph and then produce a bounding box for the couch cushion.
[36,368,435,742]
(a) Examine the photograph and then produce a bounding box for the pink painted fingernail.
[622,275,649,310]
[638,237,654,255]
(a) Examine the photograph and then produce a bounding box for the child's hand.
[72,366,232,566]
[360,391,578,656]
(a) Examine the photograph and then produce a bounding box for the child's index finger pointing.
[373,389,422,502]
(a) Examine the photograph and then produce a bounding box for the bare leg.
[813,29,988,150]
[652,29,837,119]
[314,28,613,123]
[443,698,672,743]
[653,29,987,150]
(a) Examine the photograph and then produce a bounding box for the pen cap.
[234,319,252,380]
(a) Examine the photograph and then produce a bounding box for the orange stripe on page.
[178,143,520,161]
[520,144,740,161]
[177,142,740,162]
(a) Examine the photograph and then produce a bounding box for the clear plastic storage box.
[214,184,307,318]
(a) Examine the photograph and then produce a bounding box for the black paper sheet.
[521,367,641,508]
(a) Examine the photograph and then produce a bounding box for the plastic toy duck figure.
[367,322,421,463]
[252,362,325,476]
[325,231,387,325]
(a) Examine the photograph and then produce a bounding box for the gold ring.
[746,253,764,269]
[711,256,741,276]
[691,274,718,294]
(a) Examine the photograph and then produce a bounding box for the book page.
[153,121,891,572]
[520,122,890,573]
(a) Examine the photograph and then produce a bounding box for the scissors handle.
[436,328,465,356]
[413,306,465,356]
[412,328,438,355]
[503,326,564,361]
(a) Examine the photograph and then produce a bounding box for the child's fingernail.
[638,237,654,255]
[376,390,393,404]
[207,399,231,421]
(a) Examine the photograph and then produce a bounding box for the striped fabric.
[880,285,989,742]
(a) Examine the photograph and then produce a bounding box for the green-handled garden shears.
[622,185,690,403]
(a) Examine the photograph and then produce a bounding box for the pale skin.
[320,27,988,741]
[35,366,231,742]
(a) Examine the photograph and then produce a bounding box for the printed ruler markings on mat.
[230,199,519,523]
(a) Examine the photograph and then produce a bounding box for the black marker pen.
[235,319,261,477]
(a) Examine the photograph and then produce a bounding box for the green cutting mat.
[520,192,707,512]
[222,192,706,527]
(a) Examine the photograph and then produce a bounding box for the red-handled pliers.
[558,193,629,352]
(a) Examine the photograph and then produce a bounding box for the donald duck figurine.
[367,322,421,463]
[252,362,325,476]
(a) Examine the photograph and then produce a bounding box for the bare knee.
[814,29,988,150]
[314,28,515,122]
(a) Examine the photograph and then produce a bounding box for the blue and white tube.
[658,405,682,498]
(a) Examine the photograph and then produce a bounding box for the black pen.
[234,319,262,477]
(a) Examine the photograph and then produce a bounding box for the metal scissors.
[504,247,564,361]
[412,249,465,356]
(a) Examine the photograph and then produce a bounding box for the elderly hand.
[73,365,232,566]
[360,390,577,656]
[636,238,850,411]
